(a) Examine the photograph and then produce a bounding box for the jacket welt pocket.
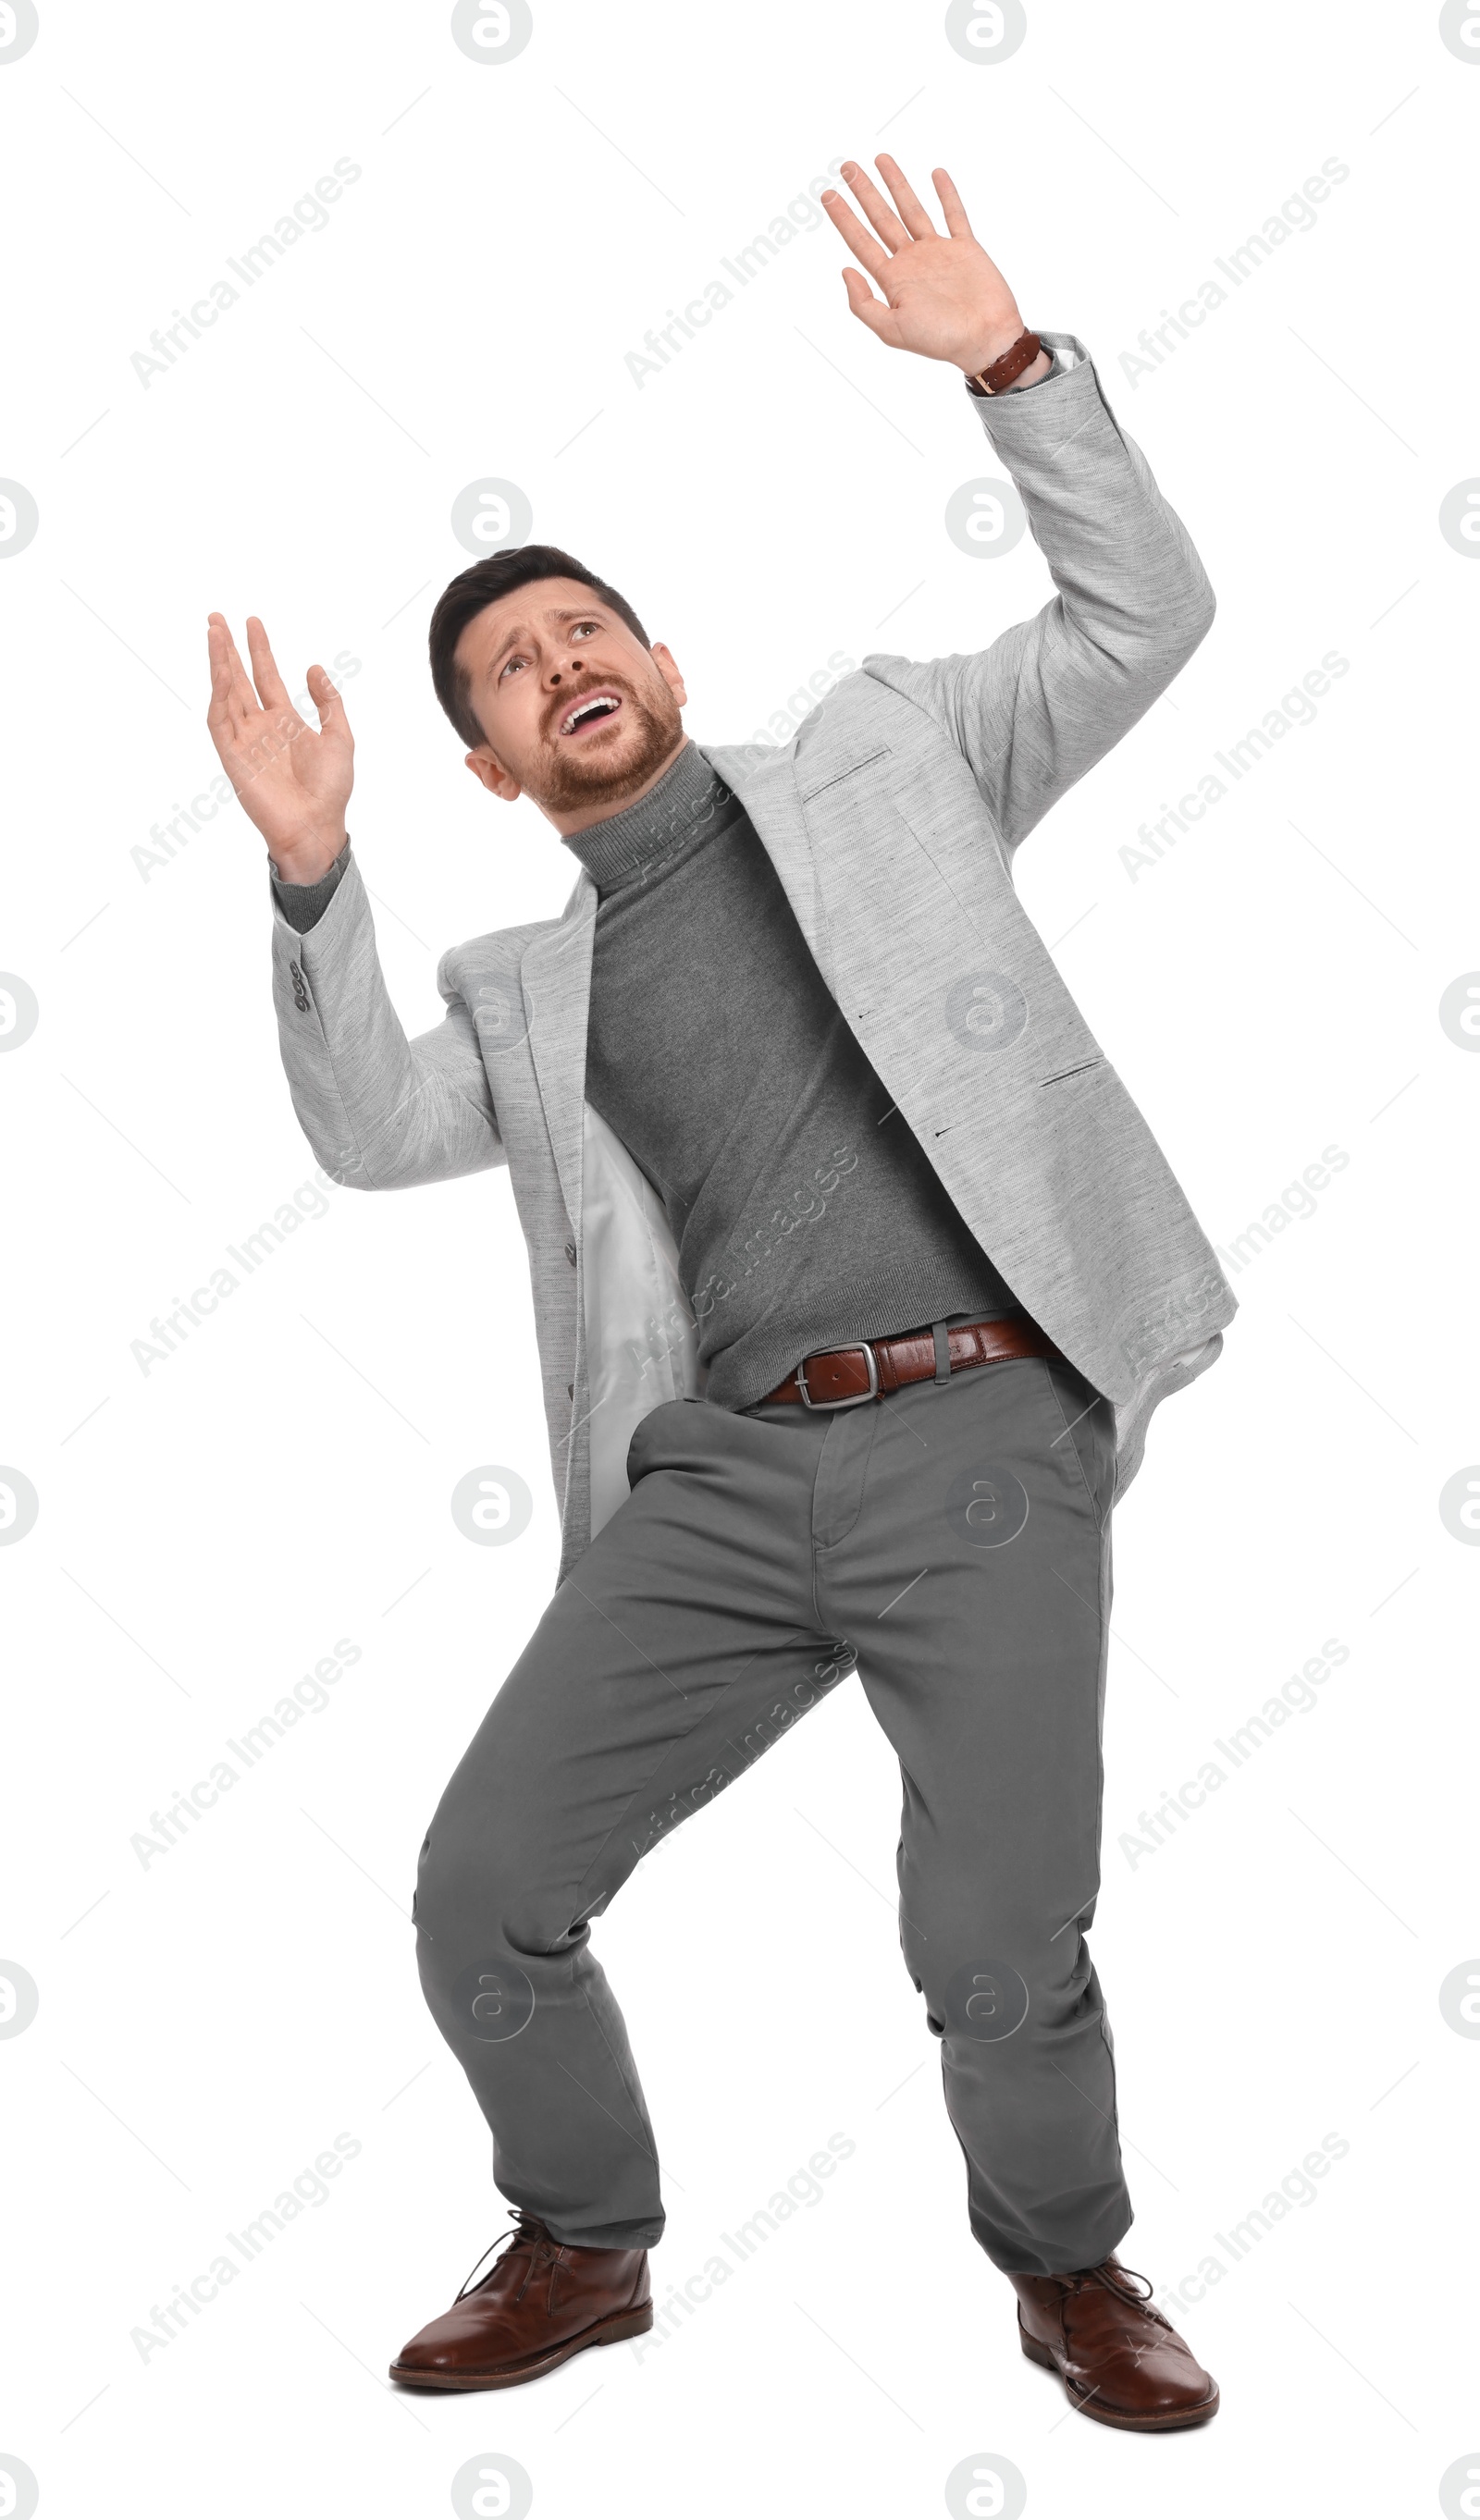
[1040,1057,1105,1087]
[798,744,892,804]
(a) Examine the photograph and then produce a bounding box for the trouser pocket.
[1041,1358,1117,1531]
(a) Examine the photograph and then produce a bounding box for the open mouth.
[558,690,624,739]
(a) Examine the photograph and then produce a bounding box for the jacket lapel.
[520,871,598,1236]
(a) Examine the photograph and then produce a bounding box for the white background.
[3,2,1476,2514]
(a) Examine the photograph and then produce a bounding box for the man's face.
[454,576,687,829]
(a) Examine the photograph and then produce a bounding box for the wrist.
[957,314,1030,377]
[268,829,347,886]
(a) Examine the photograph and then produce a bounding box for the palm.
[205,613,354,875]
[821,154,1023,372]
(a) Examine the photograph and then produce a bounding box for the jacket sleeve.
[268,849,505,1189]
[863,330,1216,862]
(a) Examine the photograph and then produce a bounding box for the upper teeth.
[563,695,615,733]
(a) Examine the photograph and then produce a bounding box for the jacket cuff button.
[563,1240,577,1265]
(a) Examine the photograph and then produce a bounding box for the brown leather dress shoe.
[1008,2255,1219,2430]
[389,2211,653,2391]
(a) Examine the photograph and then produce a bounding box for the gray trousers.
[413,1346,1131,2278]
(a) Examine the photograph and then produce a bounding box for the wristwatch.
[965,328,1043,397]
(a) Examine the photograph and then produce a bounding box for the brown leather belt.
[760,1314,1067,1409]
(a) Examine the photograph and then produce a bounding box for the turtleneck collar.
[557,739,730,892]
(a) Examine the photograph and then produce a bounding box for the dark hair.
[427,542,651,750]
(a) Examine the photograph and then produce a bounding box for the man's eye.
[573,621,598,640]
[500,656,526,677]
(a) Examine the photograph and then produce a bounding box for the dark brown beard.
[526,672,684,815]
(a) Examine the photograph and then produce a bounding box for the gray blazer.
[269,333,1236,1586]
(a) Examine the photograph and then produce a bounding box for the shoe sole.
[1018,2325,1220,2430]
[389,2300,654,2392]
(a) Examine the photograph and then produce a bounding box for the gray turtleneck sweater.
[274,742,1021,1408]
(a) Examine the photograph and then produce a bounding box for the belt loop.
[932,1321,952,1384]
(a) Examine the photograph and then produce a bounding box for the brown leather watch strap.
[761,1313,1068,1408]
[966,328,1043,397]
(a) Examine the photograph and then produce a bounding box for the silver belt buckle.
[795,1341,881,1409]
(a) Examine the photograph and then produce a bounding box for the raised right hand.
[205,612,354,883]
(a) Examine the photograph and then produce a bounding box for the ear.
[650,642,688,710]
[464,747,522,803]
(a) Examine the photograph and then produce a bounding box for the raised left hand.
[820,154,1040,378]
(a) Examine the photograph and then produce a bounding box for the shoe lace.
[454,2210,560,2303]
[1071,2257,1173,2329]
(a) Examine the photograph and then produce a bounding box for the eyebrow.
[483,604,604,682]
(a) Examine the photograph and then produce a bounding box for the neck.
[558,739,729,893]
